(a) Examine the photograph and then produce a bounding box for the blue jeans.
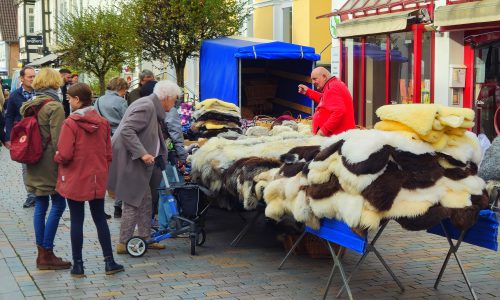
[33,193,66,249]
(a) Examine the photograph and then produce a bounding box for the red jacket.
[55,107,112,201]
[305,77,355,136]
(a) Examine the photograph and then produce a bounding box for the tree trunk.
[174,62,185,90]
[98,73,106,96]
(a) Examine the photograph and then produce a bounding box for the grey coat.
[107,94,168,207]
[94,90,128,134]
[164,108,187,162]
[479,136,499,181]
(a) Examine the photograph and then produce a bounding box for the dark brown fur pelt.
[361,162,404,211]
[437,152,467,168]
[301,162,311,176]
[238,157,282,185]
[280,146,321,164]
[392,150,444,189]
[306,174,342,199]
[222,157,255,198]
[471,190,490,209]
[443,162,479,180]
[314,140,344,161]
[402,167,444,190]
[393,150,440,172]
[280,162,306,178]
[450,206,480,231]
[196,111,241,124]
[395,205,452,231]
[342,145,393,175]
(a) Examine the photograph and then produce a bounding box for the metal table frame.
[278,220,404,300]
[434,222,478,300]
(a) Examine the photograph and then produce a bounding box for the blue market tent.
[200,37,320,117]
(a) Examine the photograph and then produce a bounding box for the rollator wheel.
[196,229,206,246]
[126,236,147,257]
[190,235,196,255]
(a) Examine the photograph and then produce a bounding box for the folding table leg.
[324,242,352,300]
[230,209,263,247]
[434,224,477,300]
[337,220,403,298]
[278,231,307,270]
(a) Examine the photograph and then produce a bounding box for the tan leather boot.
[37,248,71,270]
[116,243,127,255]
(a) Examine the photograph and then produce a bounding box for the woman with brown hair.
[55,83,124,277]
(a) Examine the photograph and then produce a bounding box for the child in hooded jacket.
[54,83,124,277]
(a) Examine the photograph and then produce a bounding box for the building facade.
[0,0,20,77]
[323,0,499,137]
[252,0,332,66]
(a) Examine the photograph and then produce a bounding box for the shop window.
[390,32,414,104]
[421,31,432,104]
[364,35,387,127]
[473,42,500,141]
[343,38,363,124]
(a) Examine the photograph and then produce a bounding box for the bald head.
[311,67,331,91]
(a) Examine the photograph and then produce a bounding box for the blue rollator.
[126,164,209,257]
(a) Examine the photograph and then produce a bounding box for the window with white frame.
[28,7,35,34]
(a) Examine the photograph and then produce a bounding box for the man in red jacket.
[298,67,355,136]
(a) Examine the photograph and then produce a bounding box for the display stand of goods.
[244,79,277,116]
[282,233,341,258]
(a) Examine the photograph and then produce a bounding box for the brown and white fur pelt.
[262,129,488,231]
[190,134,327,209]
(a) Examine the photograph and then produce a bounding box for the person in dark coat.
[4,67,37,208]
[107,80,181,254]
[55,83,124,277]
[59,68,72,117]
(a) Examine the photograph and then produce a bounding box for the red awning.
[317,0,429,19]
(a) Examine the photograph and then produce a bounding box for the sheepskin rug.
[190,127,488,232]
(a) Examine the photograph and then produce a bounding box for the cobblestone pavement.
[1,147,500,300]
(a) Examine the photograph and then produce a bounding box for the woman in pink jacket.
[54,83,123,277]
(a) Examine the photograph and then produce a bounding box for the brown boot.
[36,245,43,267]
[37,248,72,270]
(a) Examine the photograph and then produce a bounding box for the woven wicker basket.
[297,115,313,125]
[254,115,276,129]
[282,233,341,258]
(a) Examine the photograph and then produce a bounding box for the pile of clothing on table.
[189,99,242,139]
[190,104,490,233]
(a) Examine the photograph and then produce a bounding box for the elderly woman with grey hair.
[107,80,182,254]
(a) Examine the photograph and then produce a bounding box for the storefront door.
[471,39,500,141]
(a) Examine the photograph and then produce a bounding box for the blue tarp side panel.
[427,210,499,251]
[235,41,320,61]
[306,218,367,255]
[200,38,260,104]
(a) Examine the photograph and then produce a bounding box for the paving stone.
[0,147,499,299]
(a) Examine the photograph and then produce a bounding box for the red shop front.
[435,0,500,140]
[319,0,436,128]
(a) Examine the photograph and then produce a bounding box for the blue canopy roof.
[200,37,320,105]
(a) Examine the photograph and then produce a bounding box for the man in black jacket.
[59,68,72,117]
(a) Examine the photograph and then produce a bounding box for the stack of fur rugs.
[190,104,489,233]
[374,104,475,150]
[190,99,242,138]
